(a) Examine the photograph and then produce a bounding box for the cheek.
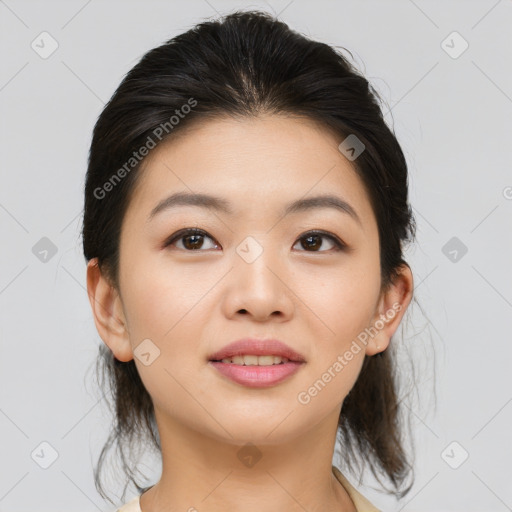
[121,256,202,339]
[296,256,379,399]
[306,260,380,340]
[122,274,170,340]
[121,264,207,415]
[120,257,218,391]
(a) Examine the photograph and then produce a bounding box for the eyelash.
[163,228,347,253]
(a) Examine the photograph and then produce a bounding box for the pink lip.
[208,338,306,363]
[208,338,306,388]
[209,360,303,388]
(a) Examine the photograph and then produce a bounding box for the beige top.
[115,466,380,511]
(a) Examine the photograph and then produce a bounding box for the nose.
[221,243,295,323]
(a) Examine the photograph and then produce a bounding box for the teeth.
[220,355,290,365]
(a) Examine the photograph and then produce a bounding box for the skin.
[87,114,413,512]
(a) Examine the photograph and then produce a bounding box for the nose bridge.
[235,234,282,291]
[224,234,293,319]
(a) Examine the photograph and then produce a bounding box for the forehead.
[124,114,377,230]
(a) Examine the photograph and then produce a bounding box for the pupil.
[184,234,203,250]
[303,235,320,250]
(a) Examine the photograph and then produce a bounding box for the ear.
[86,258,134,362]
[365,263,414,356]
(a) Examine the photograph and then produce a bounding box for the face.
[93,114,404,447]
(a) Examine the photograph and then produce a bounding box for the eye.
[163,228,346,253]
[292,230,346,252]
[163,228,220,251]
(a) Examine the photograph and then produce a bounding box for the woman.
[83,10,417,511]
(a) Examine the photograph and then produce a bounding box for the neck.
[139,406,357,512]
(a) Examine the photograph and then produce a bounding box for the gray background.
[1,0,511,511]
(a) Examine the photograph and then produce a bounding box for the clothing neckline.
[116,465,380,512]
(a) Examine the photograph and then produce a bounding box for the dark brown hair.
[82,9,421,505]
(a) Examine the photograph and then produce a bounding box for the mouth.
[208,358,304,388]
[208,338,306,364]
[207,338,306,387]
[209,355,298,365]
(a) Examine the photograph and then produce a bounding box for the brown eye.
[293,230,345,252]
[164,228,219,251]
[164,228,345,253]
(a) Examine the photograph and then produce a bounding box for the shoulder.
[114,495,141,512]
[332,465,382,512]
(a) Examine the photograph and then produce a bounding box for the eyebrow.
[147,191,362,226]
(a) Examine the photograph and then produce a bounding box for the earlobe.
[86,258,134,362]
[365,264,414,356]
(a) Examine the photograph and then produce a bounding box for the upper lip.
[209,338,306,363]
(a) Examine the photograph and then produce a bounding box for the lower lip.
[208,361,304,388]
